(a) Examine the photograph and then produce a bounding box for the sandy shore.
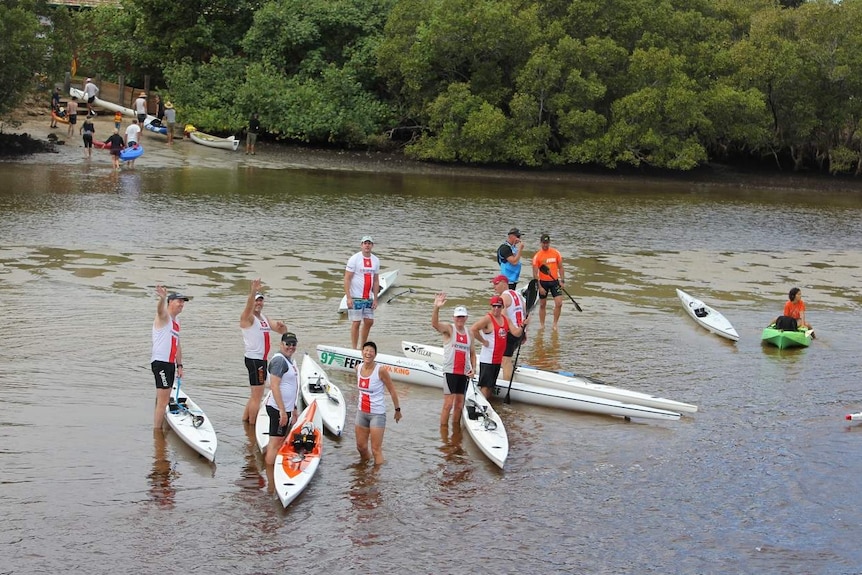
[5,100,862,191]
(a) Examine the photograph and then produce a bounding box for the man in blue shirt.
[497,227,525,290]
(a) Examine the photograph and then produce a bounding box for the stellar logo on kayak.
[407,344,432,358]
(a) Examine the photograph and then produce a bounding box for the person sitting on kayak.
[773,287,813,331]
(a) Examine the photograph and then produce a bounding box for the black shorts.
[477,363,501,389]
[539,280,563,299]
[266,404,291,438]
[69,114,77,125]
[444,373,469,395]
[87,96,95,104]
[83,134,93,148]
[504,332,523,357]
[151,360,175,389]
[244,357,267,386]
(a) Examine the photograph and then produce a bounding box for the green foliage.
[72,5,139,81]
[163,56,249,133]
[0,0,71,116]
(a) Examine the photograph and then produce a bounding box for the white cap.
[361,235,374,243]
[453,306,469,317]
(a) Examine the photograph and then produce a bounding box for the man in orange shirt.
[532,233,565,331]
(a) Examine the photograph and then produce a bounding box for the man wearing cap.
[532,234,565,331]
[151,284,189,429]
[490,274,527,381]
[497,227,525,290]
[83,78,99,117]
[432,292,476,427]
[344,235,380,349]
[264,332,301,487]
[470,296,525,399]
[240,278,288,423]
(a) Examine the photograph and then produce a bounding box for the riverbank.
[3,96,862,192]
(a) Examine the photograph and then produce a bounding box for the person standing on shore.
[431,293,475,428]
[470,295,524,399]
[246,113,260,155]
[66,97,78,138]
[134,92,147,137]
[163,101,176,145]
[83,78,99,116]
[50,87,60,128]
[355,341,402,466]
[497,227,525,290]
[113,110,122,131]
[154,95,165,123]
[532,233,565,331]
[80,115,95,158]
[344,235,380,349]
[151,286,189,430]
[240,278,287,423]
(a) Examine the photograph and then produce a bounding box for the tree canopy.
[6,0,862,174]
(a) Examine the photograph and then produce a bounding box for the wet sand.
[5,101,862,191]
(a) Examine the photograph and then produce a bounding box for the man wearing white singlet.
[344,235,380,349]
[431,293,476,427]
[240,278,287,423]
[151,285,189,430]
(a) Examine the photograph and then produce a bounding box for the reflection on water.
[148,430,178,509]
[2,162,862,573]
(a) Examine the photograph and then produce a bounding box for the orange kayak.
[273,399,323,507]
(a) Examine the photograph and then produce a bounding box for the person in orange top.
[777,287,812,330]
[531,233,565,331]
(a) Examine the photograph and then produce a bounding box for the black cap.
[508,227,521,237]
[282,332,298,344]
[167,292,189,302]
[541,234,550,242]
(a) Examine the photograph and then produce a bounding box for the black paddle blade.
[524,279,539,314]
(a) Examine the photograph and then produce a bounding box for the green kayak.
[761,325,813,349]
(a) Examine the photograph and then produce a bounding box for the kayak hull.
[462,378,508,468]
[300,353,346,436]
[317,344,680,421]
[761,325,812,349]
[675,289,739,341]
[273,400,323,507]
[402,340,697,414]
[165,383,217,461]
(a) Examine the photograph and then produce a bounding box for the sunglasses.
[283,341,297,346]
[491,304,503,308]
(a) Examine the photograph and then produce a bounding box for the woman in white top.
[355,341,402,465]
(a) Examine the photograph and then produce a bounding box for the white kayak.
[317,344,681,421]
[846,412,862,421]
[165,379,217,461]
[255,389,304,453]
[69,87,162,128]
[338,269,399,313]
[273,400,323,507]
[462,378,508,468]
[300,353,346,436]
[402,340,698,414]
[676,288,739,342]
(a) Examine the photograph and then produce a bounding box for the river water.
[1,160,862,574]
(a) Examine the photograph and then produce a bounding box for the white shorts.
[347,298,374,321]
